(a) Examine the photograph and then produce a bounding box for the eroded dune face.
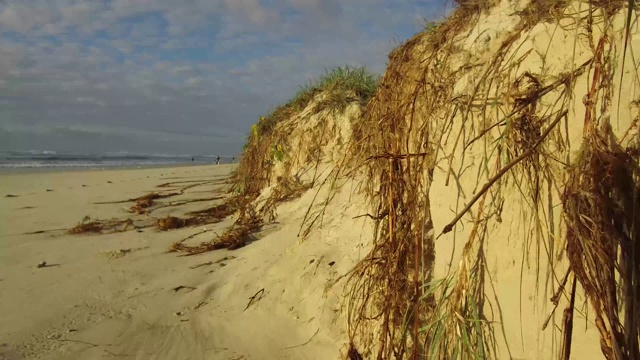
[341,1,640,359]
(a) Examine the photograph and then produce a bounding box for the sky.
[0,0,451,156]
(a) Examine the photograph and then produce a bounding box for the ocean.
[0,150,236,171]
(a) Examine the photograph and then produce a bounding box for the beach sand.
[0,165,365,360]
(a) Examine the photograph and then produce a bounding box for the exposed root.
[562,124,640,360]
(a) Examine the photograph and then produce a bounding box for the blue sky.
[0,0,451,156]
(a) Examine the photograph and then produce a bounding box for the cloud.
[0,0,451,155]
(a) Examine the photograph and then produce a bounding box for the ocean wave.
[0,160,187,169]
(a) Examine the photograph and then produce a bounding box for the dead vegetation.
[68,217,136,234]
[344,0,640,359]
[128,192,180,214]
[156,198,240,231]
[563,122,640,359]
[68,178,234,234]
[169,209,263,254]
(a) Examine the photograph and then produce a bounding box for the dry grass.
[155,197,241,231]
[71,179,236,234]
[563,123,640,359]
[169,209,263,254]
[344,1,639,359]
[68,217,135,234]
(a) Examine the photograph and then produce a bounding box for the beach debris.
[132,191,194,214]
[107,181,112,184]
[188,256,235,269]
[189,261,213,269]
[172,285,197,293]
[95,191,179,205]
[99,247,148,260]
[173,311,184,317]
[156,216,186,230]
[170,210,262,254]
[68,217,135,234]
[328,261,335,267]
[46,189,54,192]
[26,230,46,234]
[36,261,47,268]
[244,288,265,311]
[156,200,236,232]
[5,194,18,198]
[217,256,236,263]
[127,192,177,214]
[193,301,207,310]
[84,180,235,233]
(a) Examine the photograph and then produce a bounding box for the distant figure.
[191,157,194,162]
[232,157,235,163]
[216,156,220,165]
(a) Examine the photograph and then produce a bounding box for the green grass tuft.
[254,66,379,138]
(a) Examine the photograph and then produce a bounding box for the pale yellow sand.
[0,165,367,360]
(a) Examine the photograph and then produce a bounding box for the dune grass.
[255,66,379,138]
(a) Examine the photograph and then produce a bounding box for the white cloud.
[0,0,450,154]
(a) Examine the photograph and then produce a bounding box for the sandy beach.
[0,165,367,360]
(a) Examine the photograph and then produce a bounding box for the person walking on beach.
[216,156,220,165]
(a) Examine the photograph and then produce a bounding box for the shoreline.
[0,163,233,175]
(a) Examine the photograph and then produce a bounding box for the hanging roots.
[562,124,640,360]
